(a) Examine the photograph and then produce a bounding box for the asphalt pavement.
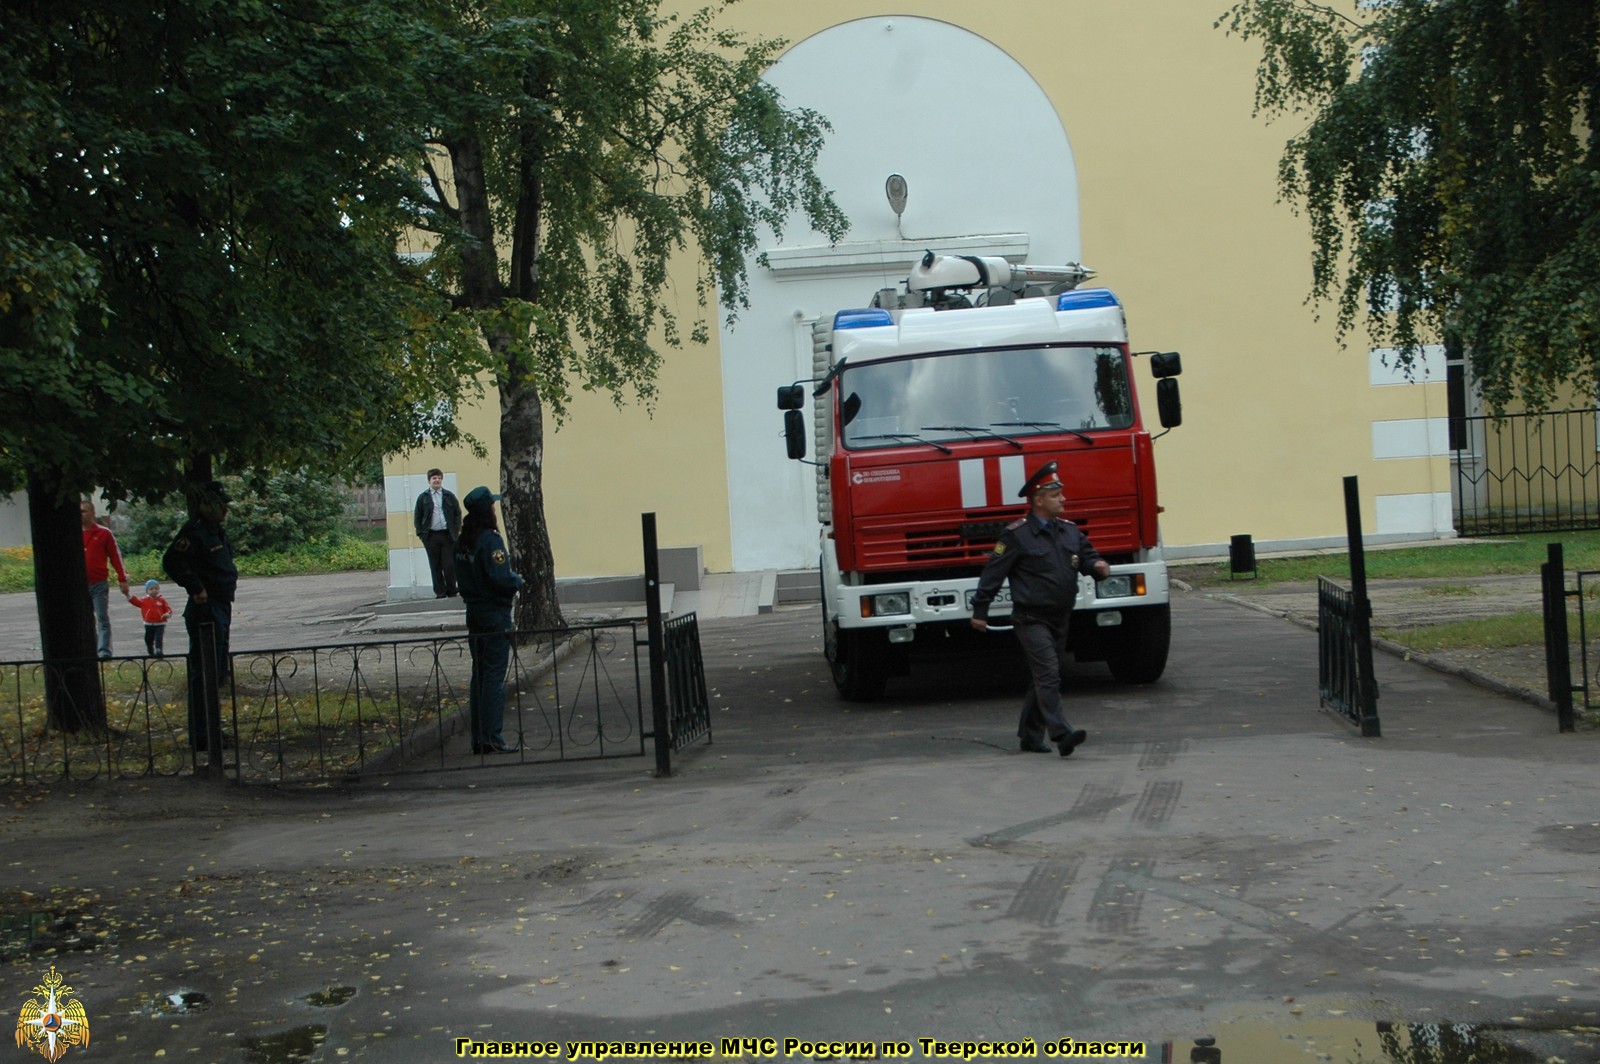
[1,572,1597,1063]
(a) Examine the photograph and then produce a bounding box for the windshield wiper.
[852,433,953,455]
[991,420,1095,445]
[922,425,1023,450]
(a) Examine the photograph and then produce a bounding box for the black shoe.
[1057,729,1087,757]
[1020,739,1052,753]
[472,742,519,755]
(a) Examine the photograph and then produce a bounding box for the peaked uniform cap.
[1018,461,1063,498]
[463,486,501,512]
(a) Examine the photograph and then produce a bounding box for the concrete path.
[2,580,1597,1063]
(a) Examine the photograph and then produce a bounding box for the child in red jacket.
[128,579,173,657]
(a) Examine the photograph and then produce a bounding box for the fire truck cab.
[778,252,1184,701]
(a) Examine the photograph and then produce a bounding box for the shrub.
[120,473,350,555]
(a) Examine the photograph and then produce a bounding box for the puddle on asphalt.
[303,985,356,1008]
[145,989,211,1016]
[240,1023,327,1064]
[1162,1013,1600,1063]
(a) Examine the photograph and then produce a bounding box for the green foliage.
[408,0,847,631]
[118,474,351,556]
[1219,0,1600,413]
[415,0,848,422]
[0,0,483,503]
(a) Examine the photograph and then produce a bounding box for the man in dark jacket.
[971,461,1109,757]
[162,480,239,756]
[413,468,461,598]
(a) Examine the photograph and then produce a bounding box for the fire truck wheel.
[1106,604,1171,684]
[829,625,888,701]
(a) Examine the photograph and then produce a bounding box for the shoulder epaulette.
[1004,517,1028,531]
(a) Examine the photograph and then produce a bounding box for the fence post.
[1542,542,1576,732]
[642,513,672,777]
[1343,476,1381,737]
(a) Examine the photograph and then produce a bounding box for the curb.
[1208,592,1559,715]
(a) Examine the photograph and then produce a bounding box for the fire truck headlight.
[864,592,911,617]
[1096,575,1142,599]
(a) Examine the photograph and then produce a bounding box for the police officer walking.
[162,480,238,756]
[455,486,524,754]
[970,462,1110,757]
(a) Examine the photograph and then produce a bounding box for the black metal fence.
[1453,408,1600,535]
[1540,542,1583,732]
[1317,577,1380,736]
[0,620,655,785]
[662,613,711,751]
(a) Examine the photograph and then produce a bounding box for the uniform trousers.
[184,599,232,752]
[1012,609,1076,744]
[465,605,513,749]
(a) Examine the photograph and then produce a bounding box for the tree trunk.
[27,468,107,733]
[499,369,564,633]
[445,130,565,634]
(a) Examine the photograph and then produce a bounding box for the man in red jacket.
[81,499,131,659]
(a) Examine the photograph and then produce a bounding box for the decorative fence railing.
[1317,577,1380,736]
[662,613,711,751]
[0,619,658,785]
[1453,408,1600,536]
[1316,477,1381,738]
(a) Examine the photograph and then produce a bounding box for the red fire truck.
[777,251,1184,700]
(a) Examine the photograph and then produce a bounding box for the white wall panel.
[1374,492,1453,536]
[721,17,1080,570]
[1369,344,1445,387]
[1372,418,1450,460]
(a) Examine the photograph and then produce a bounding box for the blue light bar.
[834,308,894,330]
[1055,288,1121,312]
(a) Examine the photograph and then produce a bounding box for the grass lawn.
[1175,531,1600,589]
[0,536,386,594]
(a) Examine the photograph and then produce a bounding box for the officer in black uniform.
[162,480,239,755]
[971,461,1110,757]
[455,485,524,754]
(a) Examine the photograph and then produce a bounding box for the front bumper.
[831,562,1170,632]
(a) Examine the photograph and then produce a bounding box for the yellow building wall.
[388,0,1450,578]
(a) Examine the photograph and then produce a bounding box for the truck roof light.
[834,309,894,330]
[1055,288,1121,312]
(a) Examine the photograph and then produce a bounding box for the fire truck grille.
[855,511,1138,571]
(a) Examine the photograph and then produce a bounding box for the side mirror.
[1156,378,1182,429]
[777,385,805,410]
[784,409,807,460]
[1149,351,1182,379]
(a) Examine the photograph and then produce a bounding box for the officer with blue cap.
[454,486,524,754]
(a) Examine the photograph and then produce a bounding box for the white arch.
[719,16,1083,571]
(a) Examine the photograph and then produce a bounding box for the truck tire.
[1106,604,1171,684]
[828,622,888,701]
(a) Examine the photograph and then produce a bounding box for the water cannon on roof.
[907,251,1095,304]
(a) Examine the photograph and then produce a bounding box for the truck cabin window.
[840,344,1134,449]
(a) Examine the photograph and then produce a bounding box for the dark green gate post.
[1343,476,1381,737]
[1542,542,1577,733]
[642,512,672,776]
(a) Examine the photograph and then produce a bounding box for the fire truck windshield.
[839,344,1134,450]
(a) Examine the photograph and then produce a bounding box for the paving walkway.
[2,582,1597,1062]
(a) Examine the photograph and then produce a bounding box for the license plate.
[964,587,1011,609]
